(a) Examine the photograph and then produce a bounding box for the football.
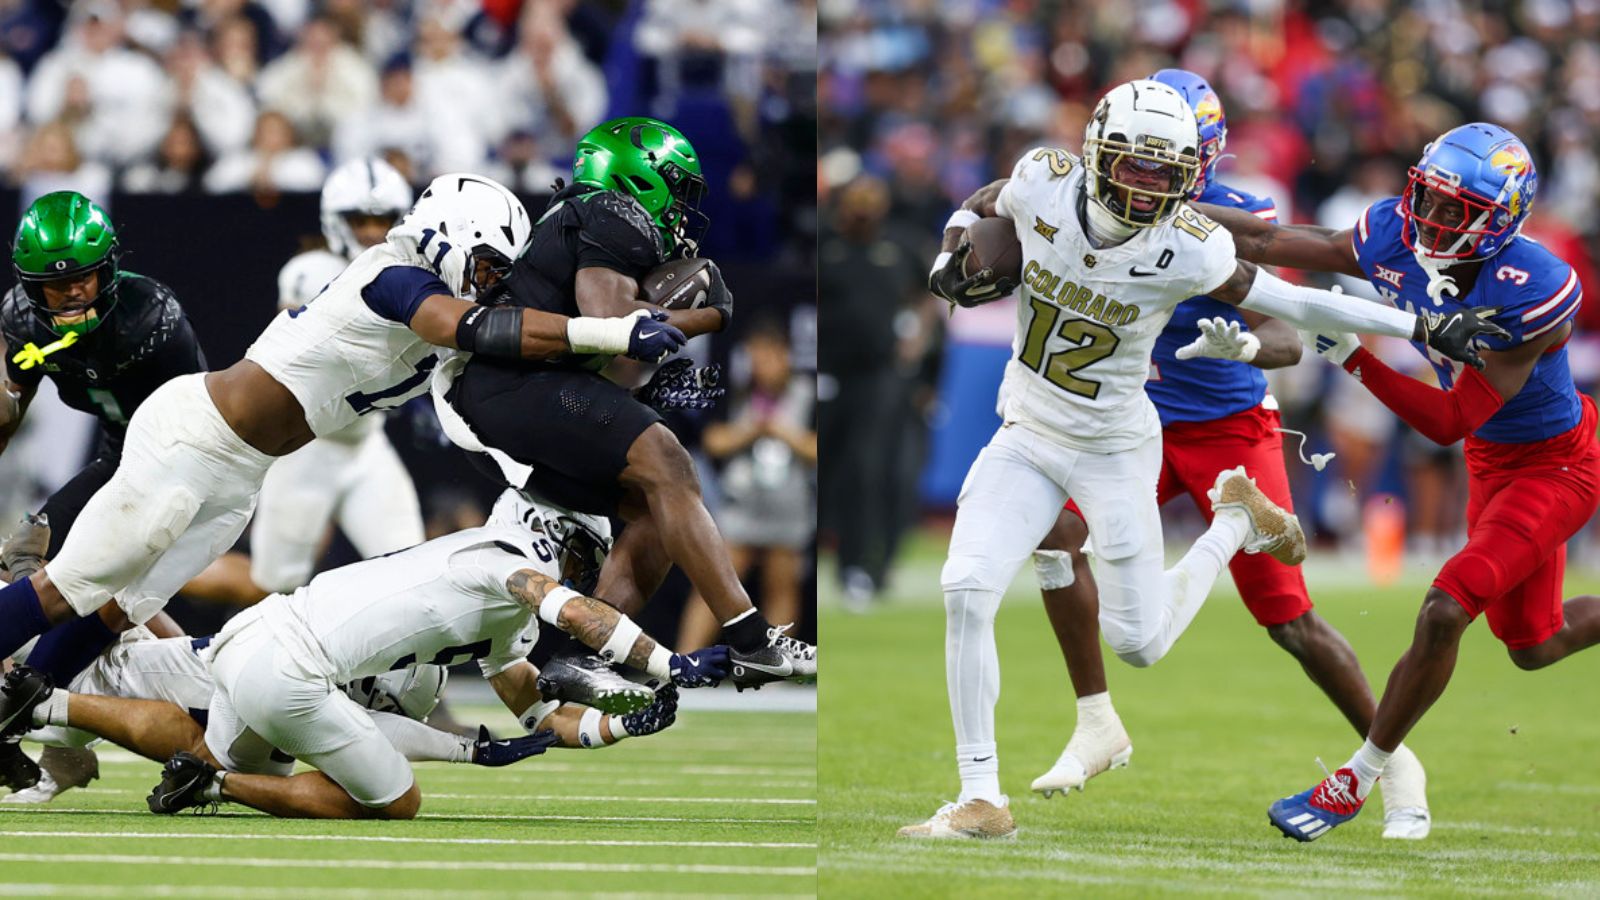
[962,217,1023,287]
[639,257,714,310]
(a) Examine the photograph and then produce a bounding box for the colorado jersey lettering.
[1147,181,1277,425]
[251,524,559,684]
[246,243,446,437]
[994,147,1238,450]
[1353,197,1582,443]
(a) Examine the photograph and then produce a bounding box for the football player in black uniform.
[0,192,202,792]
[441,117,816,687]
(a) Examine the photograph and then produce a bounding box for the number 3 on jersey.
[1019,296,1120,399]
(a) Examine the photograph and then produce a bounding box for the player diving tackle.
[900,77,1504,840]
[1196,122,1600,842]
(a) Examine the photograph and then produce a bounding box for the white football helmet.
[321,158,414,260]
[1083,80,1202,228]
[344,664,448,721]
[488,488,613,595]
[407,173,532,297]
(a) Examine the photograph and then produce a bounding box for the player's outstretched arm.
[1174,311,1302,369]
[940,179,1010,253]
[1209,260,1508,370]
[408,294,685,364]
[577,266,725,338]
[506,568,730,687]
[1195,202,1365,279]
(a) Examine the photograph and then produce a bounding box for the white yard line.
[0,830,814,850]
[0,853,815,877]
[0,807,812,825]
[0,886,815,900]
[425,794,814,804]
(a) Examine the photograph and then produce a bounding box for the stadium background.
[818,0,1600,604]
[0,0,818,648]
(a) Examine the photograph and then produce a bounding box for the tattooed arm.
[505,568,659,669]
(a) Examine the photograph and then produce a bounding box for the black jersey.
[1,272,207,456]
[489,184,665,371]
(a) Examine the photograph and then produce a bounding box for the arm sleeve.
[1342,347,1505,444]
[1237,266,1416,338]
[361,266,453,324]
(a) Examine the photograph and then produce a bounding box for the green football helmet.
[573,117,709,254]
[12,191,122,336]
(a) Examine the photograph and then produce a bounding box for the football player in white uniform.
[900,79,1508,839]
[188,159,428,603]
[0,173,692,732]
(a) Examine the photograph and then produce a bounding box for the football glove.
[669,645,731,688]
[1298,329,1361,367]
[1175,316,1261,363]
[469,725,560,767]
[1416,306,1508,371]
[635,358,725,411]
[703,260,734,329]
[626,310,688,364]
[929,242,1014,308]
[618,685,679,738]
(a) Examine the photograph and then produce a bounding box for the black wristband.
[455,305,524,358]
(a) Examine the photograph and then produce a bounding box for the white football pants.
[49,374,274,624]
[250,421,424,593]
[940,423,1249,802]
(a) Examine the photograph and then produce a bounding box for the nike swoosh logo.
[1130,267,1158,277]
[639,329,661,339]
[973,755,994,763]
[736,659,794,676]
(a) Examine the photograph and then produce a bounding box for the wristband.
[944,209,980,232]
[930,251,952,281]
[537,586,581,628]
[455,305,523,358]
[608,714,630,741]
[646,645,672,681]
[566,311,645,355]
[599,615,643,664]
[578,707,606,748]
[516,698,560,733]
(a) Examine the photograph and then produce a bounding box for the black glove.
[1416,307,1510,371]
[625,310,688,364]
[669,645,730,688]
[469,725,560,767]
[702,260,733,329]
[635,358,725,411]
[929,241,1015,308]
[618,685,679,738]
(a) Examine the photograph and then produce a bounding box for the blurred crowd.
[0,0,817,230]
[819,0,1600,601]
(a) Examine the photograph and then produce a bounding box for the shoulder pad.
[1482,244,1581,348]
[105,274,189,372]
[576,191,666,266]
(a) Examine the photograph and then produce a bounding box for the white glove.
[1298,328,1361,366]
[387,215,471,296]
[1175,316,1261,363]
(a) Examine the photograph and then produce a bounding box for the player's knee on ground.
[625,425,703,496]
[369,780,421,820]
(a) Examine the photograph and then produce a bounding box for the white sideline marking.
[0,830,815,850]
[426,794,814,805]
[0,886,815,900]
[0,807,812,825]
[0,853,815,877]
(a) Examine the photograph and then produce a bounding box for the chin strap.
[1275,427,1336,472]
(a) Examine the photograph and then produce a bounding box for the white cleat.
[1379,744,1431,840]
[1,745,97,805]
[1207,466,1307,566]
[1031,720,1133,798]
[897,797,1017,840]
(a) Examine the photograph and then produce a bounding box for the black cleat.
[0,740,40,792]
[729,625,817,692]
[147,752,218,815]
[0,666,53,740]
[536,654,655,715]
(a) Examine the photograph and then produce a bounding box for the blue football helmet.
[1402,123,1537,261]
[1149,68,1227,198]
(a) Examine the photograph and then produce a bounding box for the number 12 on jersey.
[1018,295,1120,399]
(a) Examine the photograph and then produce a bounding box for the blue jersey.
[1352,196,1582,444]
[1147,181,1279,425]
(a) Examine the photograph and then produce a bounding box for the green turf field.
[0,706,815,899]
[820,533,1600,898]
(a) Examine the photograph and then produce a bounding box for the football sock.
[721,607,775,652]
[945,587,1004,805]
[0,577,52,661]
[1346,740,1391,800]
[30,689,68,728]
[1076,691,1117,727]
[367,711,472,763]
[200,771,225,803]
[26,612,118,685]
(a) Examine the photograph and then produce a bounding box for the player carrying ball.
[900,77,1503,840]
[1201,123,1600,842]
